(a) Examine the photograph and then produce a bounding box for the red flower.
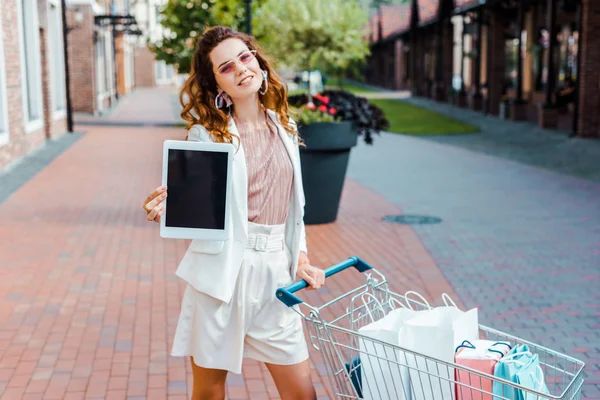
[318,105,328,113]
[328,107,337,115]
[314,94,330,105]
[306,102,316,111]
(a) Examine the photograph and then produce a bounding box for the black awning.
[94,14,142,36]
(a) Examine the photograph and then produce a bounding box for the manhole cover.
[382,215,442,225]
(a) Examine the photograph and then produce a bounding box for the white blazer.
[174,109,308,303]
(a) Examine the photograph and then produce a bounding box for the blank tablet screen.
[165,149,228,230]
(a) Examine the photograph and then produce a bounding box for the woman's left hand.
[296,252,325,290]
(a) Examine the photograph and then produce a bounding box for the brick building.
[0,0,69,172]
[366,0,600,138]
[65,0,138,115]
[132,0,176,87]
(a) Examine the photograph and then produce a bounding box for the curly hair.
[180,26,297,144]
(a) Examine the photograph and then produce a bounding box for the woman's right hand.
[142,186,167,223]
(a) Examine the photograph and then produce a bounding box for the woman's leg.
[265,359,317,400]
[190,357,229,400]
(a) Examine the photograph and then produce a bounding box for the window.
[106,36,114,93]
[96,35,106,95]
[0,9,9,145]
[18,0,44,131]
[47,1,66,117]
[125,45,134,90]
[155,60,166,83]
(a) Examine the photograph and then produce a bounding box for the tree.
[149,0,266,73]
[148,0,212,74]
[210,0,266,34]
[254,0,370,95]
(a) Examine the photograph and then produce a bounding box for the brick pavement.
[73,86,182,127]
[0,124,460,399]
[348,131,600,399]
[0,132,84,204]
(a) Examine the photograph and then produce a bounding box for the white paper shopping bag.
[400,306,457,400]
[442,293,480,349]
[359,307,414,400]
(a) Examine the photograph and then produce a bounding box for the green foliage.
[254,0,370,76]
[148,0,213,73]
[210,0,266,34]
[291,106,339,125]
[148,0,266,73]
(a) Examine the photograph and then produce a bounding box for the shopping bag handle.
[455,340,512,356]
[276,256,374,307]
[488,341,512,357]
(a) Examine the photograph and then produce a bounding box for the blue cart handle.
[276,256,374,307]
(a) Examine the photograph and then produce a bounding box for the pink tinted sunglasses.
[216,50,258,75]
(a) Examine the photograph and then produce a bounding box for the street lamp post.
[60,0,74,132]
[245,0,252,35]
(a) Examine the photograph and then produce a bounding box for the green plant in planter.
[291,106,339,125]
[289,91,390,144]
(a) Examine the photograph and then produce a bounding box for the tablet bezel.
[160,139,234,240]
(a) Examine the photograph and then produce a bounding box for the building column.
[576,0,600,138]
[487,10,506,116]
[523,8,535,100]
[511,0,529,121]
[443,19,454,102]
[395,39,405,90]
[409,31,416,93]
[414,35,425,96]
[470,8,484,111]
[433,17,446,101]
[457,16,468,107]
[538,0,559,129]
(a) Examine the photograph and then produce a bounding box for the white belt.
[246,233,285,252]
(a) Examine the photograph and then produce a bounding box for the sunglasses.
[216,50,258,75]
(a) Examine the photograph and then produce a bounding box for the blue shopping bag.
[493,344,550,400]
[345,357,363,398]
[514,354,550,400]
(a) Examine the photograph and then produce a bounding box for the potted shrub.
[288,90,389,224]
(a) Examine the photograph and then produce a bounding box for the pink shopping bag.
[455,340,511,400]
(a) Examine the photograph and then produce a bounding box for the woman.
[141,26,325,400]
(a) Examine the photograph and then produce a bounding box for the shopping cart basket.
[276,257,585,400]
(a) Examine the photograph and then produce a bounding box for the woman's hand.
[142,186,167,223]
[296,252,325,290]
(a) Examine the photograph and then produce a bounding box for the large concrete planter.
[298,121,357,225]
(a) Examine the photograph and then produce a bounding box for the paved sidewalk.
[348,131,600,398]
[403,96,600,182]
[73,86,183,127]
[0,125,460,399]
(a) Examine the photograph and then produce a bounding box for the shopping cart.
[276,257,585,400]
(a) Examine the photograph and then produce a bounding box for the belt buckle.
[255,234,268,252]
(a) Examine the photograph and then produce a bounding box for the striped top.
[236,115,294,225]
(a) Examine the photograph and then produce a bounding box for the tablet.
[160,139,234,240]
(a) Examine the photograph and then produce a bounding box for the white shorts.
[170,222,309,374]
